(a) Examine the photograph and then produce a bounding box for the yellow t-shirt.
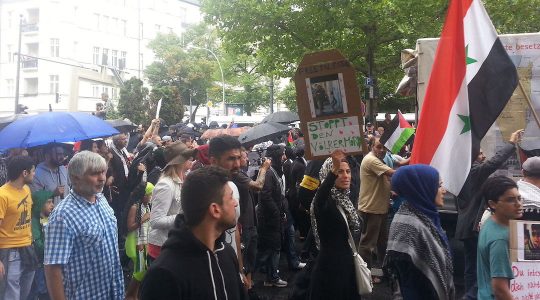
[358,152,392,214]
[0,183,33,248]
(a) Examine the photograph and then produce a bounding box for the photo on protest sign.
[306,73,348,118]
[514,221,540,261]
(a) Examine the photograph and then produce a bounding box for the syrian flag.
[380,111,415,154]
[410,0,518,195]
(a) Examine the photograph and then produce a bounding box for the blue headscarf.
[391,164,449,247]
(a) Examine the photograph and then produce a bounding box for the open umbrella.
[238,122,290,146]
[0,112,119,150]
[0,114,30,131]
[261,111,299,124]
[105,119,138,132]
[201,127,250,140]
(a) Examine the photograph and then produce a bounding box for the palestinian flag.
[410,0,518,195]
[380,111,415,154]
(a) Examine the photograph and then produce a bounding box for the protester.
[191,144,211,171]
[0,156,38,300]
[109,133,131,220]
[309,150,362,300]
[125,182,154,300]
[456,129,522,299]
[358,138,395,282]
[147,141,196,260]
[289,146,309,239]
[519,156,540,220]
[386,165,454,300]
[30,143,70,205]
[233,148,270,293]
[477,176,522,300]
[146,147,166,185]
[209,135,258,288]
[379,113,392,132]
[139,166,247,299]
[44,151,124,299]
[0,148,29,186]
[28,190,54,300]
[257,144,289,287]
[80,139,99,153]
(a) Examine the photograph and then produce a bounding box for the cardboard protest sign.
[510,262,540,298]
[294,49,366,160]
[510,220,540,262]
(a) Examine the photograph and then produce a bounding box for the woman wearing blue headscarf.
[385,164,455,300]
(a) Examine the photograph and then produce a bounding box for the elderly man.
[519,156,540,221]
[109,133,130,220]
[44,151,124,300]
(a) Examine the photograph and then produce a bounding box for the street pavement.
[251,237,465,300]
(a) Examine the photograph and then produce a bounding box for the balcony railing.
[22,58,38,69]
[21,23,39,32]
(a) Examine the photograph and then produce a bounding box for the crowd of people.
[0,114,539,300]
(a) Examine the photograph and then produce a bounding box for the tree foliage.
[145,29,216,123]
[201,0,540,112]
[277,82,297,112]
[118,77,149,124]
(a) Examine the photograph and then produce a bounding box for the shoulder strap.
[337,206,359,254]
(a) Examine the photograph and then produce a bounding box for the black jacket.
[140,226,247,300]
[455,143,516,240]
[257,165,286,250]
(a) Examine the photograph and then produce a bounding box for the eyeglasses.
[500,196,522,205]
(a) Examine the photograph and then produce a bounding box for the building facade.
[0,0,201,116]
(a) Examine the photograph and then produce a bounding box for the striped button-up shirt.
[44,191,124,300]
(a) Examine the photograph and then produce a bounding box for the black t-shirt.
[232,171,256,229]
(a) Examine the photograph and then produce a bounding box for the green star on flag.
[458,114,471,134]
[466,45,477,65]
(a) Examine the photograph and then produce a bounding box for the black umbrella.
[261,111,299,124]
[105,119,138,132]
[238,122,290,146]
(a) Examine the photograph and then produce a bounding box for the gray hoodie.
[30,162,70,204]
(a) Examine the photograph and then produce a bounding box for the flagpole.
[517,78,540,128]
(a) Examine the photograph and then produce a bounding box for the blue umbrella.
[0,112,119,150]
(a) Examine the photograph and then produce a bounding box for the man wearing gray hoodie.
[30,144,69,205]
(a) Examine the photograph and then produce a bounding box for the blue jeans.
[27,266,49,300]
[256,249,280,282]
[4,249,35,300]
[462,237,478,300]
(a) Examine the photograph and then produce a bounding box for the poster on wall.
[294,49,366,160]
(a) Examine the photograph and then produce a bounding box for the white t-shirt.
[224,181,241,255]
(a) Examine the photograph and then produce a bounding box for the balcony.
[22,58,38,69]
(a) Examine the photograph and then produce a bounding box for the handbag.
[337,206,373,295]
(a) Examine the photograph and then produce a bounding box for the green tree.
[277,82,297,112]
[201,0,540,111]
[145,30,216,123]
[117,77,149,124]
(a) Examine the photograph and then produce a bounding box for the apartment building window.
[92,85,100,98]
[50,39,59,57]
[102,48,109,65]
[93,47,100,64]
[49,75,59,93]
[112,50,118,68]
[120,51,126,69]
[155,24,161,34]
[111,87,117,99]
[112,17,118,34]
[139,23,144,39]
[102,86,109,97]
[94,13,100,29]
[7,45,14,63]
[8,11,13,28]
[6,79,14,96]
[168,27,173,34]
[122,20,127,36]
[103,16,110,32]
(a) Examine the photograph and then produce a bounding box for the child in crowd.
[125,182,154,300]
[29,190,54,300]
